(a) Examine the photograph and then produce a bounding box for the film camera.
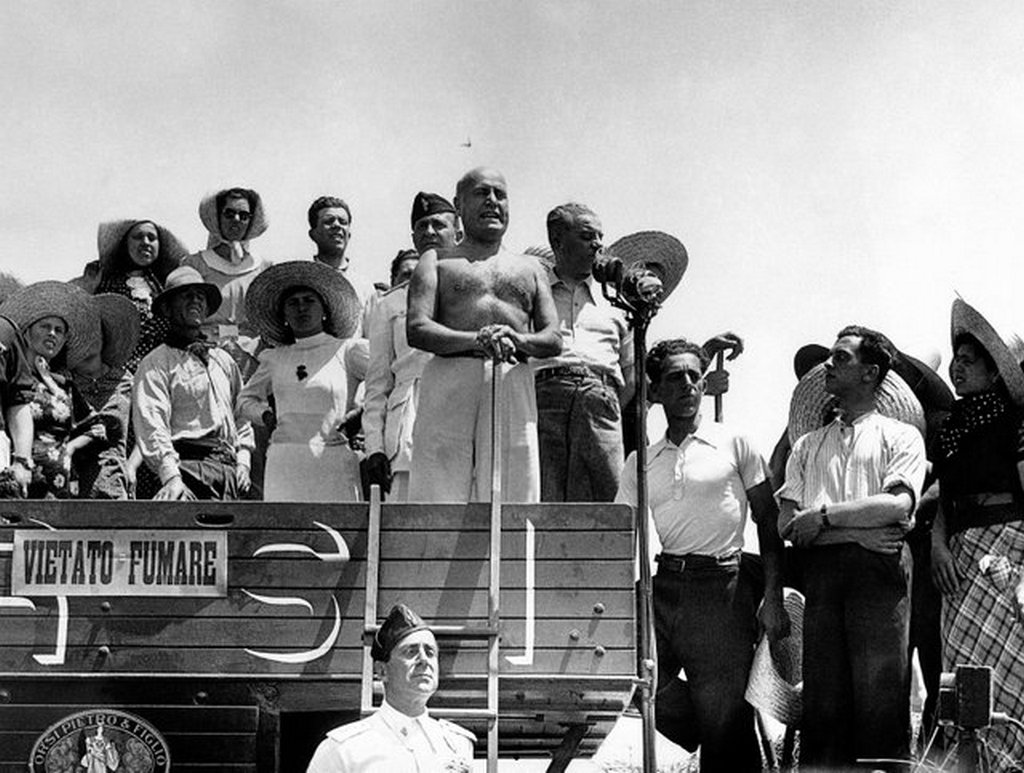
[937,665,993,729]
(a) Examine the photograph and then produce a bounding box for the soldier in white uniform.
[306,604,475,772]
[361,193,459,501]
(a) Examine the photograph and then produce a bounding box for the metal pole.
[633,319,658,773]
[713,350,725,423]
[487,358,502,773]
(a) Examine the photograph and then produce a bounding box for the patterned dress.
[936,392,1024,770]
[96,270,168,373]
[27,369,92,498]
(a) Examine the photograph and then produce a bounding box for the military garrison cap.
[410,192,456,228]
[372,603,430,661]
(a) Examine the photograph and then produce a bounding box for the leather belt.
[655,552,741,573]
[535,365,613,385]
[955,492,1014,507]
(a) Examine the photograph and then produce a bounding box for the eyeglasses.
[221,209,252,222]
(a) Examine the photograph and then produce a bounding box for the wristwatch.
[819,502,832,529]
[11,454,34,470]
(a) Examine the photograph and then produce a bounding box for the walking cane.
[713,351,725,423]
[486,355,503,773]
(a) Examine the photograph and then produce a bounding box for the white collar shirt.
[616,419,768,558]
[532,266,631,386]
[777,410,926,511]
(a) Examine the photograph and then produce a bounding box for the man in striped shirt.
[778,325,926,771]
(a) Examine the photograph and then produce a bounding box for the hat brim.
[0,281,100,368]
[745,589,805,726]
[788,363,926,444]
[152,281,222,319]
[951,298,1024,407]
[97,220,189,284]
[607,231,688,300]
[199,189,269,241]
[93,294,141,369]
[245,261,361,346]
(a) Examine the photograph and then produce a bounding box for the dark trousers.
[800,543,912,772]
[652,558,761,772]
[536,373,623,502]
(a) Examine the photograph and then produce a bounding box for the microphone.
[593,252,664,307]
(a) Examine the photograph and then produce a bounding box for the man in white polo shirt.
[616,338,787,772]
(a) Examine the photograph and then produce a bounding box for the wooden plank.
[0,588,634,621]
[0,501,633,532]
[0,704,260,731]
[0,616,633,650]
[0,556,633,591]
[0,646,635,676]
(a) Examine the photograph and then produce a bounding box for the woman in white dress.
[240,261,366,501]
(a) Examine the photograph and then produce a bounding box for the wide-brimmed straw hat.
[245,261,360,346]
[0,281,100,368]
[606,231,688,300]
[523,244,555,270]
[951,298,1024,407]
[788,362,926,444]
[745,588,805,726]
[92,294,141,369]
[96,219,189,284]
[152,266,222,318]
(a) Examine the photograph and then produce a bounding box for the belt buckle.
[657,554,685,573]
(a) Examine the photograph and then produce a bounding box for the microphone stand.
[601,277,662,773]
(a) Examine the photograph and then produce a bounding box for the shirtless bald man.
[406,167,561,502]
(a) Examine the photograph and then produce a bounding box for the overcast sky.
[2,1,1023,453]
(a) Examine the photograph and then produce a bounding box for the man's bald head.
[454,167,509,245]
[455,167,506,201]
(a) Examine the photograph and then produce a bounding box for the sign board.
[12,529,227,597]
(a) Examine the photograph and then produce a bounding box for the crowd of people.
[0,165,1022,771]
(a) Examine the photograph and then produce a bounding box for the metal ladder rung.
[365,623,498,639]
[361,701,497,725]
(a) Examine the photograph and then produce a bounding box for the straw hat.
[152,266,222,317]
[0,281,100,368]
[606,231,688,300]
[92,294,141,369]
[523,244,555,271]
[96,219,189,283]
[245,261,360,346]
[951,298,1024,407]
[745,588,805,726]
[788,362,926,444]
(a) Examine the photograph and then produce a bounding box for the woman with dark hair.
[0,282,101,497]
[94,219,188,372]
[239,261,366,501]
[931,299,1024,769]
[182,187,271,377]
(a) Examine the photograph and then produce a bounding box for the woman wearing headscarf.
[239,261,367,501]
[931,298,1024,769]
[0,282,102,498]
[182,187,272,378]
[94,219,188,373]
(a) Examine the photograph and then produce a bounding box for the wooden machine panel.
[0,501,636,768]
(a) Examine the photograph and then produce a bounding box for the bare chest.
[438,260,534,311]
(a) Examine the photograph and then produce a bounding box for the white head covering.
[197,187,269,272]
